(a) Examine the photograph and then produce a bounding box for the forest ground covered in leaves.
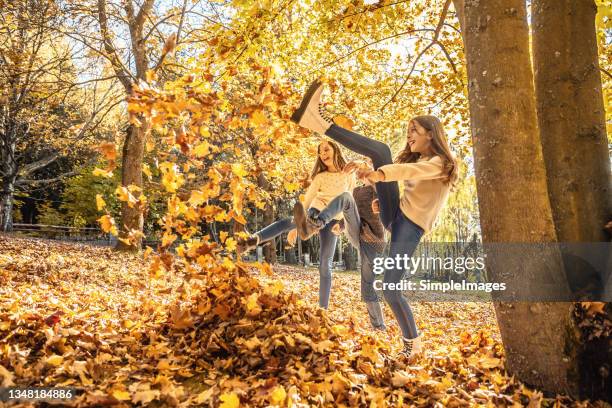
[0,236,609,407]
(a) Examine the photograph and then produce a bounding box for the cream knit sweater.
[378,155,451,234]
[303,171,356,220]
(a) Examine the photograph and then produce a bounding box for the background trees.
[0,0,120,232]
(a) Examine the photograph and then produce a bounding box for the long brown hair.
[395,115,458,186]
[311,140,347,179]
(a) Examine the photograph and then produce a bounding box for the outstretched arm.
[358,156,445,183]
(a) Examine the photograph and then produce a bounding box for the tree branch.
[15,170,80,187]
[97,0,133,91]
[17,154,59,177]
[381,0,452,111]
[310,29,434,74]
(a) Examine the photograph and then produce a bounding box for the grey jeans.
[317,191,386,330]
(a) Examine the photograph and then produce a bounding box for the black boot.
[293,202,324,240]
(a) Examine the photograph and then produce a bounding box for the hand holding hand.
[356,168,385,183]
[343,160,370,174]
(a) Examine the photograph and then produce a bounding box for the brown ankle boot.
[293,202,323,240]
[236,235,259,255]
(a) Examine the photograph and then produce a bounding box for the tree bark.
[256,174,277,264]
[115,124,145,250]
[262,202,277,264]
[453,0,581,396]
[532,0,612,399]
[0,177,16,232]
[532,0,610,243]
[0,133,16,232]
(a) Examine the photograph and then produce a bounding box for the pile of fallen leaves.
[0,236,605,407]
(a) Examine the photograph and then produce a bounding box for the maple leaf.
[169,305,194,329]
[95,194,106,211]
[98,214,118,235]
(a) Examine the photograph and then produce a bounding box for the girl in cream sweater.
[237,140,356,308]
[290,80,458,361]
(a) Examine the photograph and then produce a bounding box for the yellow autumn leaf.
[231,163,248,178]
[284,182,299,192]
[143,163,153,179]
[478,357,502,369]
[194,141,210,158]
[333,114,354,130]
[98,215,118,235]
[264,281,284,296]
[219,392,240,408]
[245,293,261,316]
[46,354,64,366]
[225,237,237,252]
[199,126,210,138]
[188,190,207,206]
[96,194,106,211]
[115,186,130,202]
[270,386,286,405]
[161,232,177,247]
[92,168,113,178]
[159,162,185,193]
[112,390,131,401]
[250,110,267,127]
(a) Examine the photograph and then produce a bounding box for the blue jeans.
[325,124,424,339]
[317,191,386,329]
[318,192,381,302]
[254,208,339,309]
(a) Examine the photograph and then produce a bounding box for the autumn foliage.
[1,237,607,406]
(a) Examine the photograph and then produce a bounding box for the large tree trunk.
[115,124,145,250]
[532,0,612,400]
[532,0,610,244]
[453,0,581,396]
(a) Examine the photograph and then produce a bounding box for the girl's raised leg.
[255,218,295,243]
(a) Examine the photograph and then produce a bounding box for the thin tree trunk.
[255,173,277,264]
[115,124,145,250]
[0,138,16,232]
[0,179,15,232]
[262,200,277,264]
[454,0,580,396]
